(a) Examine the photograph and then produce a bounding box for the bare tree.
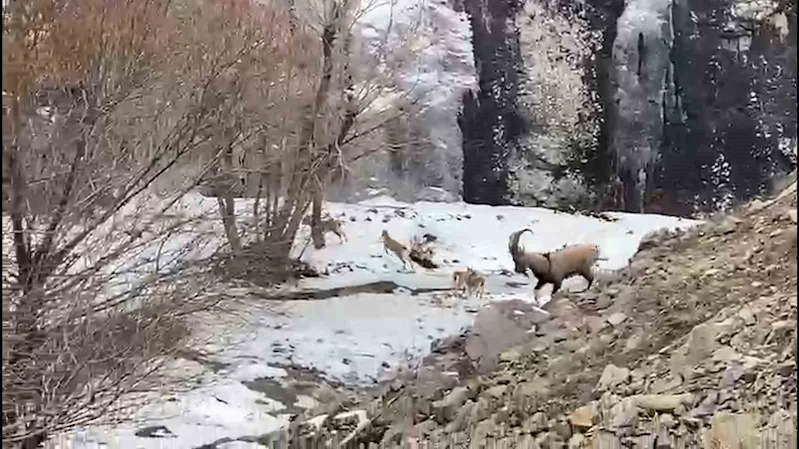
[1,0,290,446]
[236,0,427,256]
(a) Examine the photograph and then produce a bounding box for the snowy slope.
[53,192,701,449]
[295,194,697,286]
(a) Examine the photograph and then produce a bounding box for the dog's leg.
[406,253,416,272]
[400,254,409,272]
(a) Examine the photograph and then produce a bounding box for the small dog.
[452,269,471,297]
[381,230,414,270]
[466,269,486,299]
[320,218,347,244]
[452,268,486,298]
[303,215,347,244]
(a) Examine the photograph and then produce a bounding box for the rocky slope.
[270,181,797,448]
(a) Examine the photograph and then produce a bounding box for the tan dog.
[465,269,486,298]
[320,218,347,244]
[508,229,602,301]
[381,230,414,270]
[452,269,471,297]
[452,268,486,298]
[303,215,348,244]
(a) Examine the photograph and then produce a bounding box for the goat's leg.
[580,270,594,292]
[551,280,563,296]
[532,279,547,304]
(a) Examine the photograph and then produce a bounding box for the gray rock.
[737,307,756,326]
[465,299,551,373]
[607,312,627,327]
[483,384,508,400]
[610,398,638,436]
[748,199,768,213]
[715,217,740,235]
[493,372,516,386]
[512,378,551,414]
[536,431,566,449]
[596,364,631,392]
[470,419,495,448]
[719,364,746,389]
[598,391,621,411]
[658,413,676,429]
[494,406,512,426]
[569,403,598,430]
[638,433,656,449]
[596,294,615,310]
[656,429,673,449]
[763,409,797,448]
[432,386,474,424]
[412,419,438,437]
[568,433,585,449]
[551,419,573,441]
[690,391,718,418]
[709,412,759,449]
[470,397,494,423]
[591,430,622,449]
[515,433,538,449]
[669,322,722,379]
[634,394,694,412]
[523,411,549,435]
[585,316,609,334]
[445,399,476,434]
[499,347,523,363]
[134,425,175,438]
[637,230,669,253]
[712,345,742,364]
[776,361,795,377]
[624,334,643,353]
[649,374,682,394]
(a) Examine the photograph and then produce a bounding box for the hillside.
[268,182,798,448]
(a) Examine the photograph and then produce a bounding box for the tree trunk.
[217,195,242,252]
[216,145,242,252]
[310,181,325,249]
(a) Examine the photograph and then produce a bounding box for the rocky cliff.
[458,0,796,215]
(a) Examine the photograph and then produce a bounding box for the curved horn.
[508,228,534,256]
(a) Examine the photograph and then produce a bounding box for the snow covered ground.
[51,192,701,449]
